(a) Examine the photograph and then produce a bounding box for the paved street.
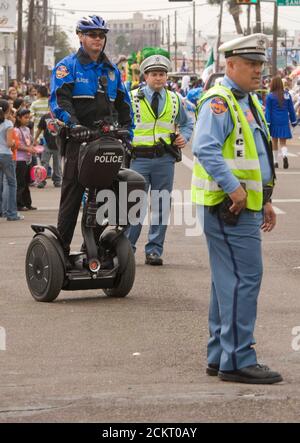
[1,133,300,423]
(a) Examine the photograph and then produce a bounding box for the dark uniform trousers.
[57,140,84,254]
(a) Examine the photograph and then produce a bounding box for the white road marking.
[273,206,285,215]
[182,154,300,176]
[273,199,300,203]
[182,153,194,170]
[265,240,300,244]
[276,171,300,175]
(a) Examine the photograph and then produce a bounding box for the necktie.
[151,91,160,118]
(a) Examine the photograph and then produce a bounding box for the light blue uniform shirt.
[192,75,273,194]
[142,85,194,143]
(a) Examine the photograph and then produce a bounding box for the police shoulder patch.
[56,65,69,79]
[210,97,228,115]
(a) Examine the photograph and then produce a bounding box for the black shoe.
[206,363,219,376]
[283,156,289,169]
[145,253,163,266]
[17,206,29,211]
[26,206,37,210]
[54,183,61,188]
[218,364,283,384]
[274,162,279,168]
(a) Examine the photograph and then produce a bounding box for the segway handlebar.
[46,118,129,143]
[69,122,130,143]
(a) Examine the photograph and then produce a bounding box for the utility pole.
[3,35,10,91]
[285,31,288,69]
[16,0,23,81]
[174,10,177,72]
[246,5,251,36]
[272,1,278,77]
[35,1,43,80]
[167,15,170,55]
[255,0,262,33]
[25,0,34,80]
[161,17,164,46]
[215,0,224,72]
[192,0,196,73]
[42,0,48,81]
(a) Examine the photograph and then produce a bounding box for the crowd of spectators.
[0,79,62,222]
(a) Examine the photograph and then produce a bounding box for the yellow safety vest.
[192,85,273,211]
[130,88,179,147]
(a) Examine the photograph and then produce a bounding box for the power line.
[48,2,208,14]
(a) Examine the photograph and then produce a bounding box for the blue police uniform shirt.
[142,85,194,143]
[50,48,134,139]
[192,75,273,194]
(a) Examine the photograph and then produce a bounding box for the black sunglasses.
[84,31,106,39]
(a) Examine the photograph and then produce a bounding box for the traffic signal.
[236,0,258,4]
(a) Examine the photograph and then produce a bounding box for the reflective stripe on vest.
[191,85,271,211]
[130,89,179,147]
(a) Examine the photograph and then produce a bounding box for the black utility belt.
[131,145,168,159]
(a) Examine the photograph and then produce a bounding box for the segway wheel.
[26,235,64,302]
[103,236,135,298]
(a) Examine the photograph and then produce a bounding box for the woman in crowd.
[0,99,22,221]
[265,76,297,169]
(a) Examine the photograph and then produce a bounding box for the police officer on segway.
[50,15,134,260]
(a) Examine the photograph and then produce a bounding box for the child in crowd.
[14,109,37,211]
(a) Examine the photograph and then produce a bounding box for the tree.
[207,0,243,35]
[115,35,129,54]
[262,26,286,38]
[54,28,74,64]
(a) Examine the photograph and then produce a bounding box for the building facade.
[106,12,161,61]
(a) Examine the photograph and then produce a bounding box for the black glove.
[70,125,90,142]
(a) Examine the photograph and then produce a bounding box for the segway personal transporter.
[25,122,145,302]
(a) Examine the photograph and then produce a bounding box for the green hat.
[141,47,170,61]
[140,47,171,74]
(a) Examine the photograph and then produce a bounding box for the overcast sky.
[50,0,300,48]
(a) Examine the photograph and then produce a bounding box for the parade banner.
[44,46,55,68]
[0,0,17,33]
